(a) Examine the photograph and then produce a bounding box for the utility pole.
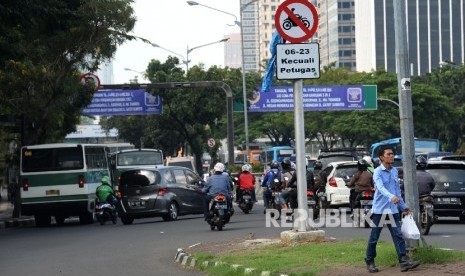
[393,1,419,227]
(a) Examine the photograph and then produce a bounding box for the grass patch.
[191,239,465,276]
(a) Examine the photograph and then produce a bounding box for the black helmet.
[270,160,279,169]
[314,160,323,170]
[416,156,427,170]
[357,159,368,171]
[281,158,292,170]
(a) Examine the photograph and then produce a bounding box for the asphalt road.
[0,202,463,276]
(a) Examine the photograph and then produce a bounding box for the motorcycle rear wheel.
[420,211,432,235]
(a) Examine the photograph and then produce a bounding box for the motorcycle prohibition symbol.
[282,8,311,30]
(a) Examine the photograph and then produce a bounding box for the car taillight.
[371,186,375,192]
[158,188,167,196]
[118,175,121,186]
[116,191,121,199]
[307,190,314,196]
[329,177,337,187]
[23,179,29,191]
[364,191,372,198]
[78,175,84,188]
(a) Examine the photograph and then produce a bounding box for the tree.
[0,0,136,146]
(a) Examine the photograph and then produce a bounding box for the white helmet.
[362,156,374,167]
[241,164,250,172]
[214,162,225,172]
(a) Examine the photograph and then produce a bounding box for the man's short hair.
[377,145,393,158]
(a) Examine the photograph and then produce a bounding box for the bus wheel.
[79,212,94,224]
[35,215,51,227]
[55,215,66,225]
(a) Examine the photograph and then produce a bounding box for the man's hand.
[402,208,411,216]
[391,195,400,204]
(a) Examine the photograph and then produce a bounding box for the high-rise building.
[356,0,465,75]
[241,0,261,72]
[224,33,242,69]
[317,0,356,70]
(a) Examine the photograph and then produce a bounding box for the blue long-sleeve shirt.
[372,164,407,214]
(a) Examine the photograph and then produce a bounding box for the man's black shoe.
[366,260,379,273]
[399,256,420,272]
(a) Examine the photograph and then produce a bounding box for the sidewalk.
[0,189,35,228]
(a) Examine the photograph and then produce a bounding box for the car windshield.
[427,169,465,182]
[320,156,355,167]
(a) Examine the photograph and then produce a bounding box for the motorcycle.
[282,14,311,30]
[307,189,319,220]
[419,194,435,235]
[206,193,232,231]
[96,201,117,225]
[238,188,254,214]
[356,188,374,228]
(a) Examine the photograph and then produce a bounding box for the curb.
[174,248,288,276]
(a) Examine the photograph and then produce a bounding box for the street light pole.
[186,38,230,73]
[188,0,258,163]
[151,43,188,72]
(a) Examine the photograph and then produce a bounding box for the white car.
[321,161,358,207]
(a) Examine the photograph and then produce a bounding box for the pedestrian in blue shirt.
[365,145,420,273]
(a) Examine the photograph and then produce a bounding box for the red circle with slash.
[275,0,319,43]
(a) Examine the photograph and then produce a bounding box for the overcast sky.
[112,0,241,84]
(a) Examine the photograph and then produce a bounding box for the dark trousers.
[366,213,407,263]
[263,189,272,208]
[236,188,256,202]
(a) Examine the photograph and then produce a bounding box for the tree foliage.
[0,0,136,145]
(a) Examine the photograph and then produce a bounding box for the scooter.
[357,188,374,228]
[238,188,254,214]
[282,13,311,30]
[96,201,117,225]
[307,189,319,220]
[206,193,232,231]
[419,194,435,235]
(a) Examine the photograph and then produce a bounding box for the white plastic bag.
[401,214,421,240]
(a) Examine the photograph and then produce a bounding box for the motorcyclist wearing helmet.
[202,162,232,220]
[348,159,374,213]
[261,160,283,210]
[313,160,327,192]
[363,156,375,174]
[415,156,435,196]
[235,164,257,203]
[278,158,297,210]
[96,176,119,221]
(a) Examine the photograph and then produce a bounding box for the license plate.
[307,200,316,205]
[46,189,60,196]
[435,197,461,205]
[215,204,227,209]
[360,200,373,206]
[272,192,281,197]
[243,195,251,200]
[129,201,145,207]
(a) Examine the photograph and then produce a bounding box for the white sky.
[112,0,241,84]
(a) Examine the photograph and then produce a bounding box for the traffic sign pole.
[275,0,319,232]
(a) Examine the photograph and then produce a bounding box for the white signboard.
[276,43,320,80]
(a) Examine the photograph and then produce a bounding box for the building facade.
[356,0,465,75]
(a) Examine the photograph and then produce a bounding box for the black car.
[118,166,205,225]
[426,160,465,221]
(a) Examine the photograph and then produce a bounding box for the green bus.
[20,143,110,226]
